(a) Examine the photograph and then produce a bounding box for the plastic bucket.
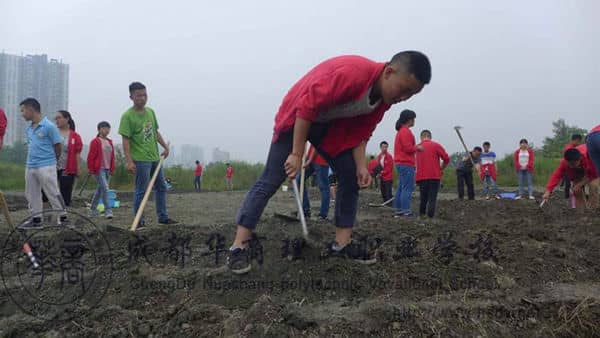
[499,193,517,199]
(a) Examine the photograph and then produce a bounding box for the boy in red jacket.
[376,141,394,203]
[228,52,432,274]
[416,130,449,217]
[393,109,424,218]
[225,163,234,191]
[194,160,203,192]
[0,108,6,150]
[367,155,380,190]
[514,139,535,200]
[87,121,116,219]
[542,145,599,209]
[560,134,583,198]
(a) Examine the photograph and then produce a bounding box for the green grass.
[0,152,563,192]
[0,162,26,190]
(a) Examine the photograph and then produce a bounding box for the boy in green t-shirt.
[118,82,178,227]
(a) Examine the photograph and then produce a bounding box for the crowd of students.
[2,51,599,275]
[3,82,177,228]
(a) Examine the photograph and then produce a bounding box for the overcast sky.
[2,0,599,162]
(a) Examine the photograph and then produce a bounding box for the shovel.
[368,197,394,208]
[0,191,40,268]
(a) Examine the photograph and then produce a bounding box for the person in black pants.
[416,130,450,217]
[377,141,394,203]
[561,134,583,198]
[455,147,482,200]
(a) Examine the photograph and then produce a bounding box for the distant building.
[0,52,69,146]
[212,147,230,163]
[178,144,204,168]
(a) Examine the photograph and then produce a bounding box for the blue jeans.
[194,176,201,192]
[587,131,600,175]
[518,170,533,196]
[296,163,331,218]
[394,164,415,215]
[91,169,111,212]
[134,161,169,222]
[237,125,358,229]
[482,176,498,195]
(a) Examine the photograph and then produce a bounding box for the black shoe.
[20,217,42,229]
[159,218,178,225]
[59,215,68,224]
[136,220,146,229]
[322,241,377,265]
[227,248,251,274]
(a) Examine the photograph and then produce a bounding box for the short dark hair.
[564,148,581,162]
[572,134,583,141]
[420,130,432,138]
[519,138,528,145]
[196,160,200,164]
[380,141,389,147]
[473,146,483,152]
[97,121,111,130]
[129,82,146,94]
[395,109,417,130]
[370,155,374,159]
[483,141,491,147]
[20,98,41,113]
[390,51,432,85]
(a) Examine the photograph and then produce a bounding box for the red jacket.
[514,148,535,173]
[307,145,328,166]
[563,143,579,155]
[376,152,394,181]
[87,137,115,175]
[546,144,598,191]
[394,126,417,167]
[64,131,83,175]
[368,159,379,175]
[194,164,203,177]
[272,55,391,157]
[226,167,234,178]
[0,108,6,149]
[416,140,450,182]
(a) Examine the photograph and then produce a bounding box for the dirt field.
[0,187,599,337]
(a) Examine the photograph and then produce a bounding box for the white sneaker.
[515,196,522,200]
[529,196,535,200]
[105,210,113,219]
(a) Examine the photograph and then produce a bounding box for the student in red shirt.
[194,160,203,192]
[376,141,394,202]
[561,134,583,198]
[514,139,535,200]
[42,110,83,207]
[87,121,115,219]
[367,155,380,190]
[393,109,423,218]
[416,130,449,217]
[0,108,6,150]
[228,51,432,274]
[542,145,599,209]
[225,163,234,191]
[588,124,600,177]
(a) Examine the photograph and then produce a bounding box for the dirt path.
[0,188,598,337]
